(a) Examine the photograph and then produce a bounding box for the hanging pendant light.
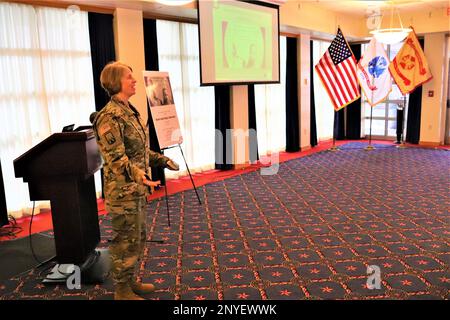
[370,3,412,45]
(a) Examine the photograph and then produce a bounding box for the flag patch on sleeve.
[105,131,116,145]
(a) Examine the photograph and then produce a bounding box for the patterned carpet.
[1,143,449,300]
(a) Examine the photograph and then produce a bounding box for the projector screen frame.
[197,0,281,86]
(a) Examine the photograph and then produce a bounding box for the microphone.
[89,112,99,124]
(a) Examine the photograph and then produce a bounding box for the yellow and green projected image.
[213,1,273,81]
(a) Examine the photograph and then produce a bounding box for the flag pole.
[364,106,375,151]
[365,77,375,151]
[397,94,408,149]
[330,110,340,152]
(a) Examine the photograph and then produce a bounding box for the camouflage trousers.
[107,198,147,285]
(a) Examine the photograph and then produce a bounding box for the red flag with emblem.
[388,29,432,95]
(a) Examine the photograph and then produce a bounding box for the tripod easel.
[160,143,202,228]
[148,143,202,243]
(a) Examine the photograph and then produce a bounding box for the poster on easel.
[143,71,183,149]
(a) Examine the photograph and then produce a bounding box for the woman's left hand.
[142,174,161,188]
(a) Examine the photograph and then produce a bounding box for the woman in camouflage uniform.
[92,61,179,300]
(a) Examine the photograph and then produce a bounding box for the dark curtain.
[144,19,159,71]
[248,84,259,162]
[345,43,362,139]
[143,18,165,184]
[285,37,300,152]
[88,13,115,197]
[310,40,318,147]
[215,85,233,170]
[0,160,8,227]
[88,13,115,112]
[406,38,425,144]
[396,108,405,143]
[406,86,423,144]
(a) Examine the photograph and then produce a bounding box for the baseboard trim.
[301,145,311,152]
[419,141,440,147]
[233,164,250,170]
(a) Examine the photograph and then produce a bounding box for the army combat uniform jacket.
[92,97,169,204]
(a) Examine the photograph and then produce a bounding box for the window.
[254,36,286,156]
[312,39,335,142]
[0,3,96,217]
[156,20,215,179]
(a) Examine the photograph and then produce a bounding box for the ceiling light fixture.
[154,0,194,6]
[370,3,412,45]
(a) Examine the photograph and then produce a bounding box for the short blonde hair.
[100,61,133,97]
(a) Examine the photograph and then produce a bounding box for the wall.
[105,3,450,156]
[399,8,450,36]
[442,36,450,144]
[420,32,448,145]
[230,85,249,168]
[39,1,449,153]
[113,8,148,124]
[280,2,366,39]
[298,35,311,150]
[280,2,449,41]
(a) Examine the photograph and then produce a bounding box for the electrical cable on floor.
[12,258,58,280]
[0,208,56,280]
[28,201,43,265]
[0,215,23,239]
[28,201,56,272]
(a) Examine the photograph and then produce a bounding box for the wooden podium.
[14,130,109,283]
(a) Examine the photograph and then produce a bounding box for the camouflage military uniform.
[92,96,169,285]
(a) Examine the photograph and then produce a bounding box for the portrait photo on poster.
[144,74,174,107]
[143,71,182,149]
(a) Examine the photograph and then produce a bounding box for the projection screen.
[198,0,280,86]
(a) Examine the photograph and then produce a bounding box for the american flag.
[315,28,360,111]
